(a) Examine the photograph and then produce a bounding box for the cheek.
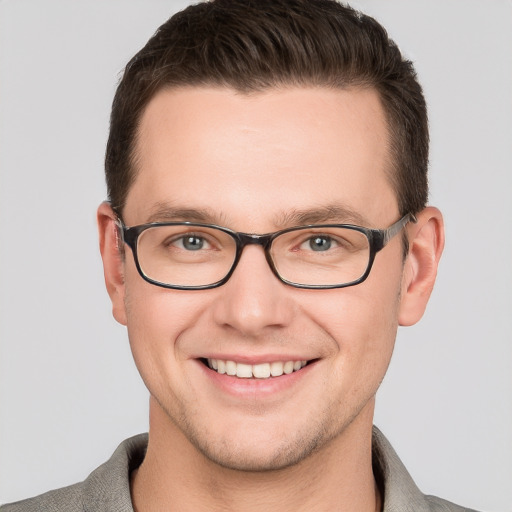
[124,288,171,394]
[303,264,402,374]
[121,272,204,384]
[123,259,203,338]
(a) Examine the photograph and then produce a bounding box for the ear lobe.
[398,206,445,326]
[97,202,127,326]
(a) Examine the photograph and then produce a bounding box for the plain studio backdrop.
[1,1,511,510]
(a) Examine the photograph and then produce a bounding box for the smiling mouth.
[203,358,310,379]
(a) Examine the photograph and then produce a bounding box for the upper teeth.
[207,359,307,379]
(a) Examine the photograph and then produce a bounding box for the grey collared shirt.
[0,427,479,511]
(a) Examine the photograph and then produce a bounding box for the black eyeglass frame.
[116,213,416,290]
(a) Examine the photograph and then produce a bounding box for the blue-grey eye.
[182,235,205,250]
[308,236,332,251]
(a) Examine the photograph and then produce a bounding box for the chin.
[185,422,331,473]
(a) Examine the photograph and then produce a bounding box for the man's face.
[115,86,406,471]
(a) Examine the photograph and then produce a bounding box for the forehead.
[126,86,397,228]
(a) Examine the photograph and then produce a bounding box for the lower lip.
[195,360,316,398]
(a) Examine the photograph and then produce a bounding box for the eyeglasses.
[116,213,415,290]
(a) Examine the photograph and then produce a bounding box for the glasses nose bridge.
[233,231,276,274]
[237,232,273,250]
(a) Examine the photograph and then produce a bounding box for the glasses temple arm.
[381,213,417,246]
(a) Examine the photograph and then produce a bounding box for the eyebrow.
[145,204,227,225]
[145,202,371,230]
[274,205,370,228]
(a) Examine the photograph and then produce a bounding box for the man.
[1,1,479,510]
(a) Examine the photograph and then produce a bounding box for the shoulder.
[0,434,148,512]
[372,427,480,512]
[424,494,479,512]
[0,483,83,512]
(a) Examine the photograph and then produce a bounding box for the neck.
[131,399,381,512]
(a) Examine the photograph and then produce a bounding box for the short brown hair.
[106,0,428,216]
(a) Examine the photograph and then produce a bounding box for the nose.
[211,244,295,337]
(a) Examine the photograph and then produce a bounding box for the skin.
[98,86,444,512]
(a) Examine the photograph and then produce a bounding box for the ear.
[97,202,127,326]
[398,206,445,326]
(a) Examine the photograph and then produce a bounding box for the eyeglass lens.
[135,224,371,288]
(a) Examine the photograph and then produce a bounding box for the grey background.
[1,1,511,510]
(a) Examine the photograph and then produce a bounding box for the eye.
[301,235,336,252]
[172,234,212,251]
